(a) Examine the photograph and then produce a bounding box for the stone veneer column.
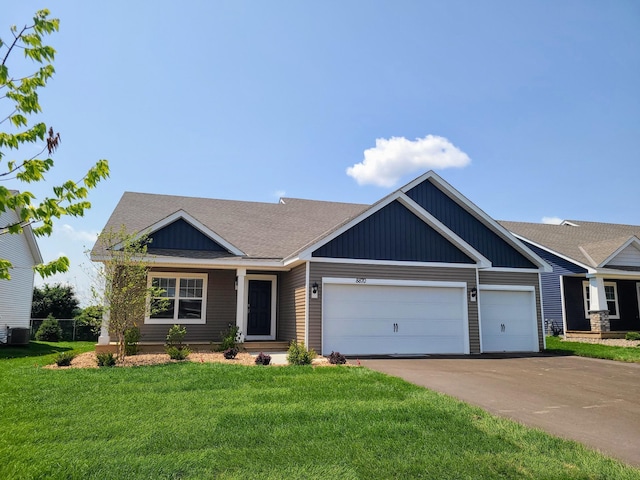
[589,310,610,332]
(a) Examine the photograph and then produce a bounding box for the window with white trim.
[583,281,619,319]
[147,273,207,324]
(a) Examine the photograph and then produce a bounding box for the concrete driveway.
[359,354,640,467]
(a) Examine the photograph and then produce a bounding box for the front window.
[583,281,619,319]
[147,273,207,324]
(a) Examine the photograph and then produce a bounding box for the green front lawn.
[546,336,640,363]
[1,343,638,479]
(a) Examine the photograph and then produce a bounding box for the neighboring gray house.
[501,220,640,337]
[92,171,550,355]
[0,201,43,345]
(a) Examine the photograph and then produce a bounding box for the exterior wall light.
[469,287,477,302]
[311,282,319,299]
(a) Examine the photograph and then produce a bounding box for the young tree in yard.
[0,9,110,280]
[93,229,165,360]
[31,283,80,318]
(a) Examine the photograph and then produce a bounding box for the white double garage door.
[322,278,539,356]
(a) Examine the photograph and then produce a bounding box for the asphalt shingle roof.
[499,220,640,268]
[92,192,368,259]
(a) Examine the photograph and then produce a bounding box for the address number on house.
[355,278,367,284]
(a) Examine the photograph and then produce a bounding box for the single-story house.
[500,219,640,337]
[92,171,550,355]
[0,194,43,345]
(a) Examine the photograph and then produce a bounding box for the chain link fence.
[30,319,99,342]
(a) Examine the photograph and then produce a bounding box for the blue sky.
[3,1,639,304]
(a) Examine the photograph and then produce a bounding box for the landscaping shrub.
[328,351,347,365]
[287,341,316,365]
[166,346,191,360]
[255,352,271,365]
[217,324,241,351]
[625,331,640,341]
[96,352,116,367]
[35,315,63,342]
[124,326,141,356]
[55,351,75,366]
[223,347,239,359]
[165,324,190,360]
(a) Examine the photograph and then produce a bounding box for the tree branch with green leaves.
[0,9,110,280]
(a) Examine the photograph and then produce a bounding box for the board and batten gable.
[308,262,479,354]
[148,218,229,252]
[312,200,476,264]
[0,209,41,330]
[478,270,544,350]
[406,179,536,268]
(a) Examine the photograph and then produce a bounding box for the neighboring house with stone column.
[500,220,640,338]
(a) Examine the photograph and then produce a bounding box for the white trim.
[636,283,640,321]
[478,285,539,352]
[115,210,245,256]
[582,280,620,319]
[538,273,546,350]
[244,274,277,340]
[235,268,246,342]
[396,194,491,267]
[560,275,568,336]
[308,257,479,269]
[599,236,640,268]
[322,277,468,289]
[92,255,290,270]
[475,267,483,353]
[304,262,310,347]
[145,272,208,324]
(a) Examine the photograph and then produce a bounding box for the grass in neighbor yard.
[1,343,639,479]
[546,336,640,363]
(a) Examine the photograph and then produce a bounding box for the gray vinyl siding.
[312,200,474,264]
[139,268,236,343]
[406,179,536,268]
[478,270,544,350]
[278,264,307,343]
[309,262,479,354]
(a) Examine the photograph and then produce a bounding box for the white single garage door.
[479,287,539,352]
[322,279,469,356]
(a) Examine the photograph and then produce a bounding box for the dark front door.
[247,280,272,336]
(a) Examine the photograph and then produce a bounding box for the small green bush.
[96,352,116,367]
[287,341,316,365]
[625,331,640,341]
[166,346,191,360]
[166,324,187,347]
[124,326,141,356]
[218,324,241,351]
[55,351,75,367]
[35,315,63,342]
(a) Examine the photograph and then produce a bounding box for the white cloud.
[542,216,563,225]
[59,224,99,243]
[346,135,471,187]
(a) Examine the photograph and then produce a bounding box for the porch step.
[243,341,290,352]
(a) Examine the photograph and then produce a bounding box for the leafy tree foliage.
[94,228,166,360]
[0,9,110,280]
[74,304,104,334]
[31,283,80,319]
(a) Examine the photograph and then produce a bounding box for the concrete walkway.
[359,354,640,467]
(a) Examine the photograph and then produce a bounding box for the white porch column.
[587,275,610,332]
[588,276,607,311]
[97,297,111,345]
[235,268,247,342]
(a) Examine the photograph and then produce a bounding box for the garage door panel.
[480,289,538,353]
[323,282,468,355]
